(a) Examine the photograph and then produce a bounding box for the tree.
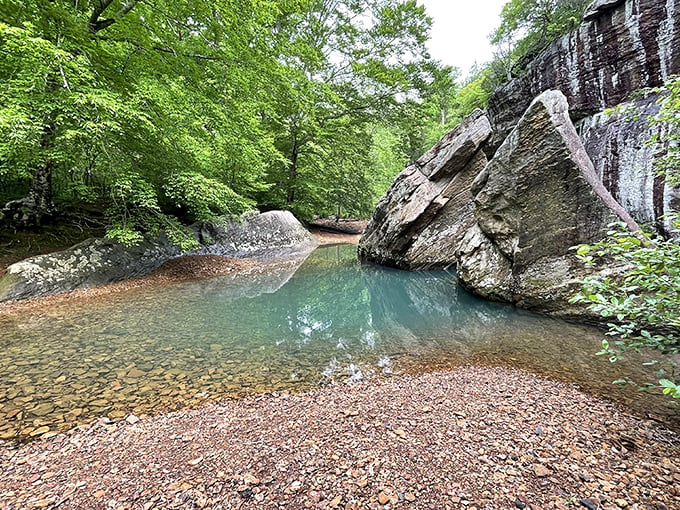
[0,0,297,241]
[489,0,589,85]
[259,0,436,217]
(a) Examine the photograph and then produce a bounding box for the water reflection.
[0,244,676,441]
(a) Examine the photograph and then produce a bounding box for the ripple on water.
[0,244,677,441]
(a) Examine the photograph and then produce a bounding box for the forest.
[0,0,589,247]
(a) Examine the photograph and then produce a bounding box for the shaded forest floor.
[1,367,678,510]
[0,223,105,276]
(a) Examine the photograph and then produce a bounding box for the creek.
[0,244,676,441]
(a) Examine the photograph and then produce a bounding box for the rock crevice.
[360,91,639,319]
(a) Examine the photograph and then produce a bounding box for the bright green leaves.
[1,0,445,240]
[261,0,436,218]
[165,172,255,222]
[573,221,680,399]
[488,0,589,86]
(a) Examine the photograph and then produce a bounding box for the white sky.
[419,0,508,79]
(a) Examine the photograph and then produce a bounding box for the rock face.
[0,211,317,303]
[488,0,680,146]
[487,0,680,229]
[459,91,637,313]
[191,210,318,260]
[360,91,638,318]
[577,93,680,235]
[358,110,492,269]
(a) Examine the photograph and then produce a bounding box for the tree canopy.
[0,0,461,243]
[487,0,589,87]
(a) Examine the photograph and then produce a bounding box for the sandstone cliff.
[359,0,679,319]
[488,0,680,229]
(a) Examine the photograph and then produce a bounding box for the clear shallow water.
[0,244,676,441]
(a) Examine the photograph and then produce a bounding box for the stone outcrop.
[486,0,680,229]
[0,211,317,303]
[488,0,680,146]
[360,91,639,318]
[577,93,680,235]
[459,90,638,314]
[191,210,318,260]
[358,110,492,269]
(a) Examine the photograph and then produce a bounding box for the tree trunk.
[0,121,56,228]
[286,140,299,205]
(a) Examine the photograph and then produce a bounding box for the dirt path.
[1,367,678,510]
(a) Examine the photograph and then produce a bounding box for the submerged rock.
[0,211,317,303]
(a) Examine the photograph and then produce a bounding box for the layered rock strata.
[488,0,680,146]
[360,91,639,318]
[358,110,492,269]
[577,93,680,236]
[487,0,680,228]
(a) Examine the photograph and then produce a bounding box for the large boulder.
[358,110,492,269]
[360,90,639,319]
[458,90,639,315]
[191,210,318,260]
[486,0,680,231]
[0,211,318,303]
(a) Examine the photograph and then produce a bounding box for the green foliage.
[164,172,255,222]
[1,0,443,232]
[572,78,680,400]
[572,224,680,398]
[647,76,680,188]
[489,0,589,86]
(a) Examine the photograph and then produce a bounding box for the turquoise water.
[0,244,675,440]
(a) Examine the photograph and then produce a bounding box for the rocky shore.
[1,366,678,510]
[0,229,351,317]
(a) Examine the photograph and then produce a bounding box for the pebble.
[126,415,140,425]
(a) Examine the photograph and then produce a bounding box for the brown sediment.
[310,228,361,246]
[0,366,678,509]
[0,255,261,317]
[0,228,355,317]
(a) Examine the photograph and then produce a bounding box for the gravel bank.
[1,367,678,510]
[0,255,262,316]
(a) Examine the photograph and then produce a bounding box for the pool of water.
[0,244,676,441]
